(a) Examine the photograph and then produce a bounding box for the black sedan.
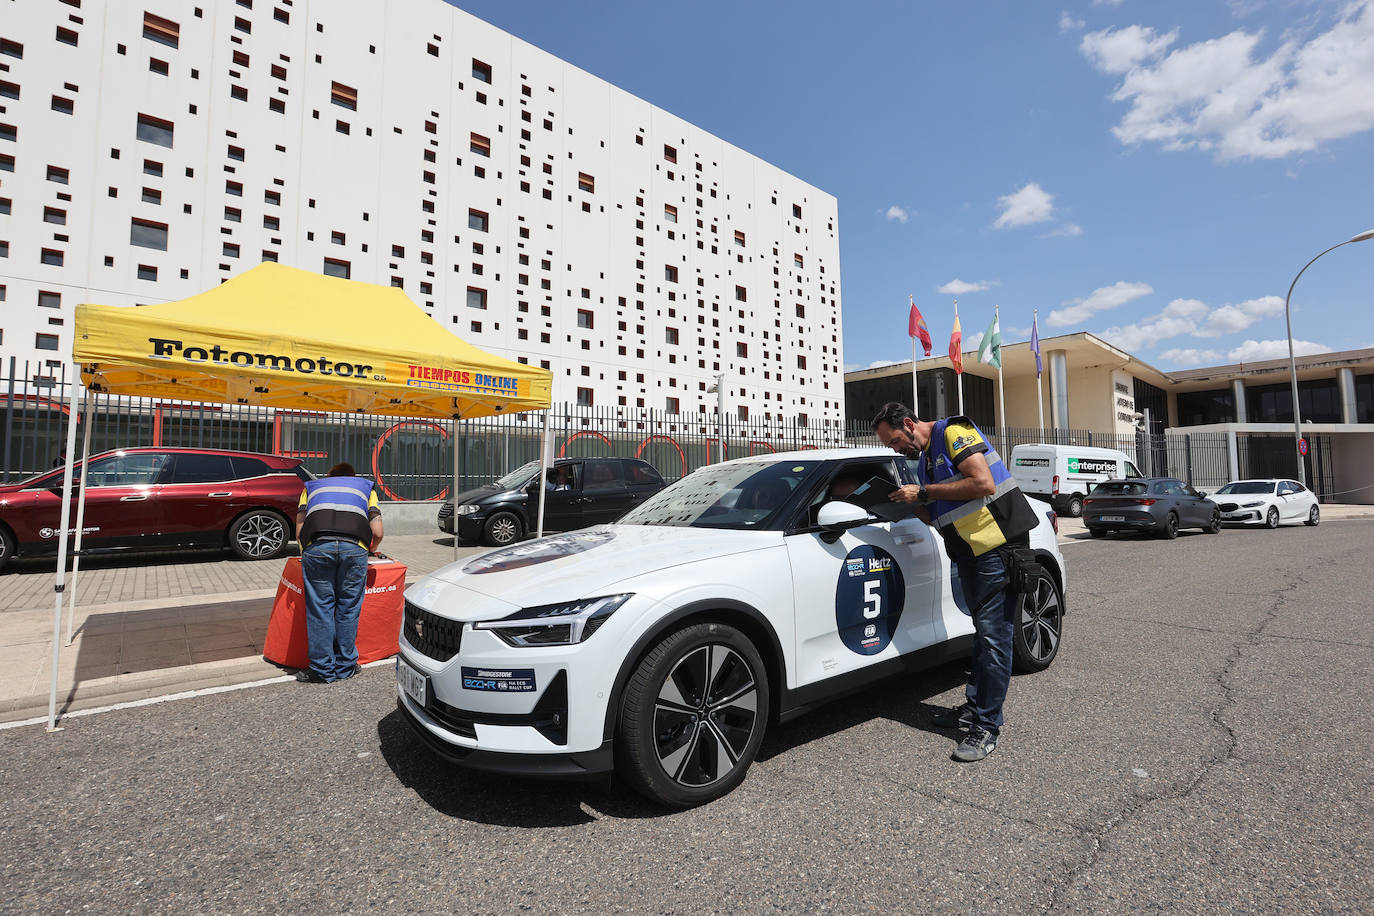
[437,457,667,546]
[1081,477,1220,539]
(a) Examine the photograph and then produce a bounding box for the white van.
[1009,443,1143,517]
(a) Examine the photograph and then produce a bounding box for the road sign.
[1298,437,1309,456]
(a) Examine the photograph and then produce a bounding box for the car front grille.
[403,600,463,662]
[1218,502,1238,512]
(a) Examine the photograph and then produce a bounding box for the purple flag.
[1030,313,1042,377]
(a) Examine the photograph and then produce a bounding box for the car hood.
[450,484,521,506]
[415,524,778,614]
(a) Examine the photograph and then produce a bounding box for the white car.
[395,448,1067,807]
[1210,478,1320,528]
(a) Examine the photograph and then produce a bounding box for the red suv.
[0,448,311,571]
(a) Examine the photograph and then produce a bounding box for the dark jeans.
[957,547,1016,735]
[301,539,368,681]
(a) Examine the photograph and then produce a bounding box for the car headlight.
[455,504,482,516]
[473,594,633,647]
[1241,501,1264,508]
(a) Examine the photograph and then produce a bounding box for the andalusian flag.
[976,309,1002,368]
[949,302,963,375]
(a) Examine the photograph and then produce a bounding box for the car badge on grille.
[412,618,425,640]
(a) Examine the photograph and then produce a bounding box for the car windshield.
[1215,481,1276,495]
[493,460,541,490]
[619,460,821,530]
[1091,480,1147,496]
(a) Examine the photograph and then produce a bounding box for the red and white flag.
[908,296,932,357]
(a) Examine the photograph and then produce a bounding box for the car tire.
[229,509,290,560]
[482,511,523,547]
[617,622,769,809]
[1265,507,1280,529]
[1013,567,1063,674]
[0,524,15,572]
[1305,505,1320,527]
[1065,495,1084,518]
[1205,510,1221,534]
[1163,511,1179,539]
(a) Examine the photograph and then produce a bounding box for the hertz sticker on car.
[834,545,905,655]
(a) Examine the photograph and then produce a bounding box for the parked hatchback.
[438,457,667,546]
[1082,477,1220,539]
[0,447,310,571]
[1212,479,1320,528]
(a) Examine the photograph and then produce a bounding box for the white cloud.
[1005,325,1033,339]
[1059,10,1086,33]
[1195,295,1285,336]
[1093,0,1126,6]
[884,205,911,224]
[1082,2,1374,160]
[1226,338,1332,362]
[1079,24,1178,74]
[1159,347,1223,365]
[1098,297,1208,350]
[867,359,901,369]
[993,182,1056,229]
[1048,280,1154,326]
[937,278,997,295]
[1041,222,1084,238]
[965,330,985,353]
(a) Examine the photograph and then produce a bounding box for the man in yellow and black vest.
[295,463,384,684]
[872,401,1038,762]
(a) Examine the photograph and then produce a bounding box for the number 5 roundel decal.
[835,545,905,655]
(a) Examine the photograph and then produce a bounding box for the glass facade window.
[1245,380,1341,424]
[1176,388,1235,426]
[1356,374,1374,423]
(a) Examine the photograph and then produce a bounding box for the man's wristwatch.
[917,484,930,504]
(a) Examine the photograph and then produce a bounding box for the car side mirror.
[816,500,871,543]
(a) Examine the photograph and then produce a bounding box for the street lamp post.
[707,373,725,463]
[1283,229,1374,486]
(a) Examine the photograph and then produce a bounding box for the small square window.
[41,249,65,266]
[130,218,168,250]
[55,27,79,47]
[330,81,357,110]
[142,187,162,204]
[322,257,350,279]
[466,287,487,310]
[36,333,61,351]
[136,113,174,148]
[469,132,491,157]
[38,290,62,308]
[51,96,75,114]
[47,165,70,184]
[143,159,163,177]
[664,144,677,163]
[472,59,492,83]
[43,207,67,225]
[143,12,180,48]
[137,264,158,281]
[468,209,488,232]
[149,57,169,75]
[577,172,594,193]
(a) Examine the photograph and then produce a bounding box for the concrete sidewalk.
[0,534,483,724]
[4,506,1372,725]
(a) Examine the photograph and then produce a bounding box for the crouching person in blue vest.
[872,402,1038,762]
[294,463,385,683]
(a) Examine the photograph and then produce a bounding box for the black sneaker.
[930,700,976,730]
[338,664,363,681]
[294,669,327,684]
[952,725,998,762]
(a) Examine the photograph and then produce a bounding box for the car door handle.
[119,494,148,502]
[894,533,923,544]
[208,492,234,497]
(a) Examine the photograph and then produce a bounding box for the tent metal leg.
[65,393,95,645]
[48,380,85,732]
[536,409,551,539]
[452,415,461,562]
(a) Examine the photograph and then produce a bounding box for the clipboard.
[840,476,915,522]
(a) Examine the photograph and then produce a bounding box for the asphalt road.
[3,521,1372,914]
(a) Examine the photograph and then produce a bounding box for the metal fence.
[4,359,1327,500]
[2,359,848,499]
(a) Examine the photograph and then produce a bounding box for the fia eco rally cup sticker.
[835,545,905,655]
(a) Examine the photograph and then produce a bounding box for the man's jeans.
[300,539,368,681]
[957,547,1016,735]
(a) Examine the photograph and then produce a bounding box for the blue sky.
[451,0,1374,372]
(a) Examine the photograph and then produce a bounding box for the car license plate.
[396,657,427,706]
[1100,515,1125,522]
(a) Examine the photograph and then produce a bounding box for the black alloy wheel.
[229,510,289,560]
[617,622,769,808]
[0,525,15,572]
[482,511,523,546]
[1163,511,1179,539]
[1266,507,1280,529]
[1205,510,1221,534]
[1013,568,1063,673]
[1306,505,1320,527]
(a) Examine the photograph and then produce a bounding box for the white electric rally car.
[396,448,1067,807]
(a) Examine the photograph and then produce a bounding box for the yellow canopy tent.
[74,261,550,418]
[44,263,554,729]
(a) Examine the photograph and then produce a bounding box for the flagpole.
[954,299,963,415]
[996,304,1006,441]
[1034,309,1045,432]
[910,296,919,414]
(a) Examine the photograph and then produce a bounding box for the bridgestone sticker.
[461,666,537,692]
[834,545,905,655]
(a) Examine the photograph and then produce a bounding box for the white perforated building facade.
[0,0,843,430]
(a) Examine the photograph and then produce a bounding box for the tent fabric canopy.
[74,262,551,419]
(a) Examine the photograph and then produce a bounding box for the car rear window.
[624,460,664,486]
[1092,481,1147,496]
[170,453,235,484]
[229,456,273,479]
